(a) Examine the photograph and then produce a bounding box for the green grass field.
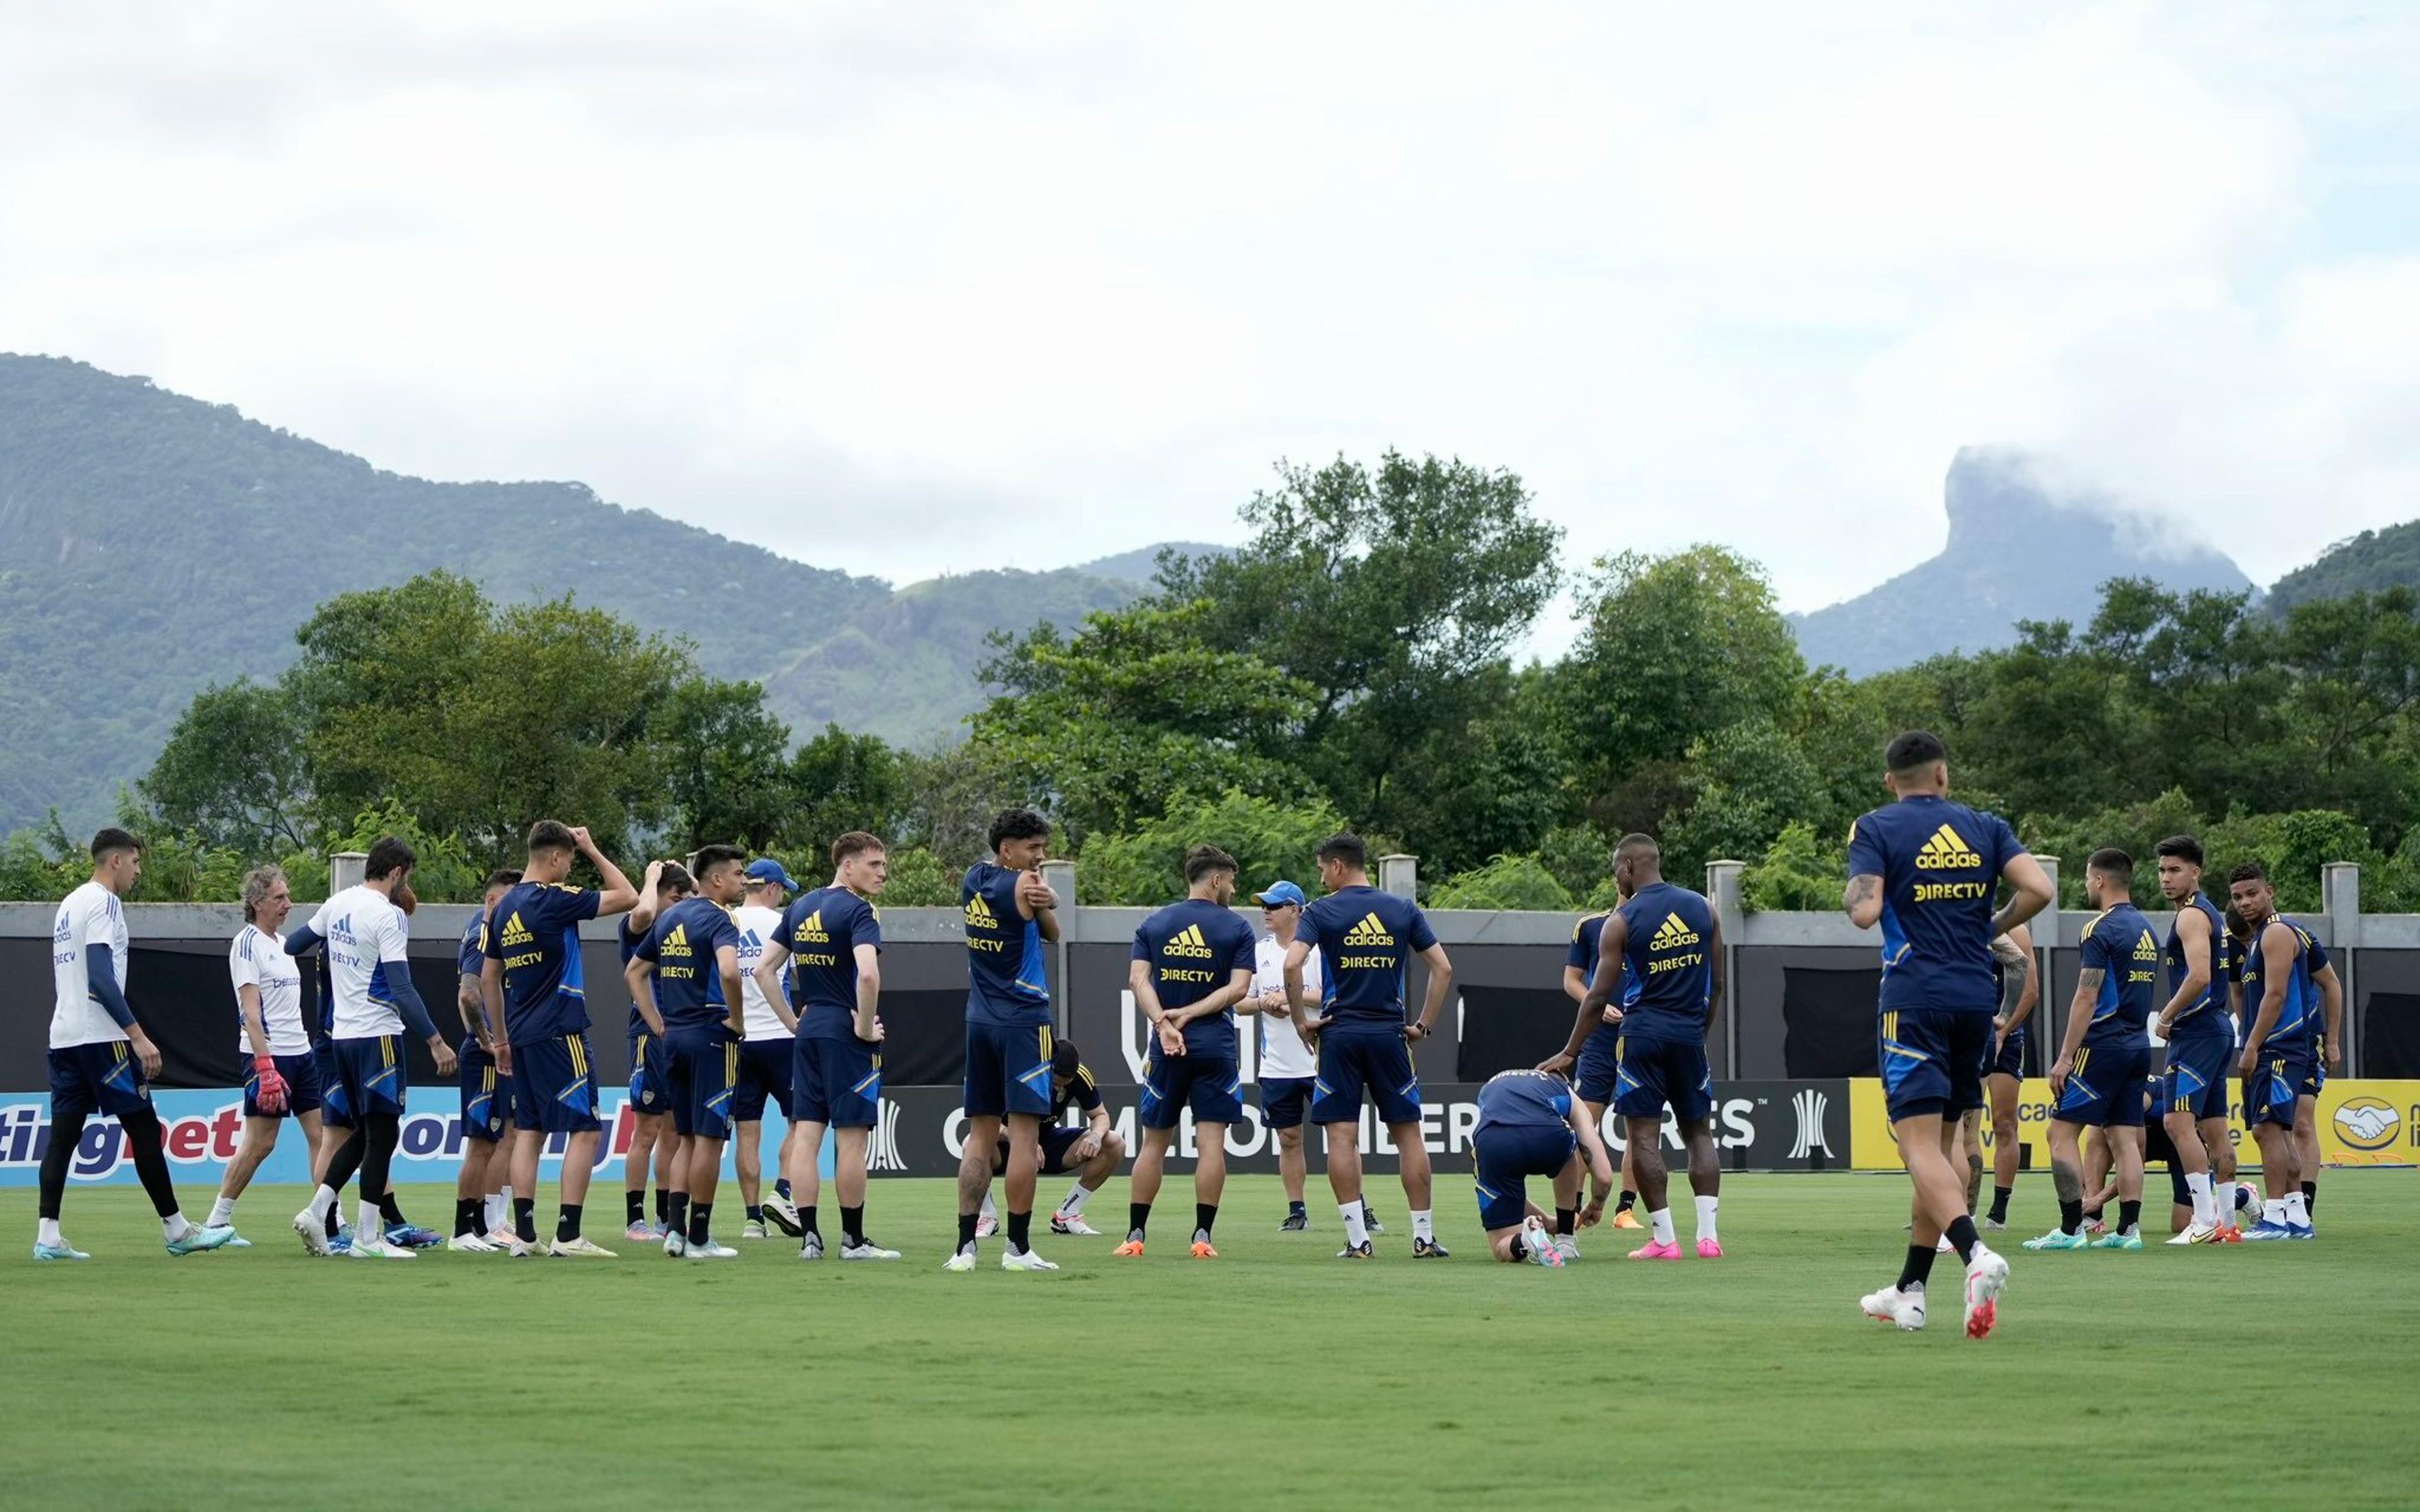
[5,1170,2415,1511]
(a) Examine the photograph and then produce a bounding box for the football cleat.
[345,1235,417,1261]
[1361,1206,1385,1234]
[2089,1230,2143,1252]
[1412,1236,1451,1259]
[1935,1235,1956,1252]
[740,1220,769,1240]
[1523,1217,1562,1268]
[1189,1240,1219,1259]
[799,1234,824,1261]
[293,1211,333,1257]
[942,1247,977,1272]
[763,1194,803,1237]
[2167,1222,2221,1246]
[1981,1217,2007,1232]
[839,1240,901,1261]
[1113,1239,1144,1257]
[1611,1208,1644,1230]
[447,1233,501,1254]
[1860,1283,1926,1331]
[1627,1239,1682,1261]
[1337,1241,1374,1260]
[31,1240,91,1262]
[1962,1248,2008,1339]
[2021,1228,2089,1252]
[662,1231,689,1258]
[326,1234,353,1256]
[2286,1224,2315,1241]
[625,1220,664,1243]
[2081,1217,2108,1236]
[487,1227,522,1249]
[1001,1247,1059,1271]
[548,1236,617,1258]
[1278,1211,1309,1232]
[165,1223,237,1257]
[973,1215,998,1240]
[684,1240,739,1259]
[1697,1237,1725,1259]
[1553,1234,1581,1263]
[220,1233,253,1249]
[384,1222,444,1250]
[502,1234,545,1257]
[2213,1224,2244,1243]
[2241,1220,2296,1242]
[1050,1211,1101,1236]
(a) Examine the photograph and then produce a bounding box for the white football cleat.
[942,1247,977,1272]
[2167,1221,2221,1246]
[1521,1217,1563,1268]
[1001,1246,1059,1271]
[763,1194,803,1235]
[799,1234,824,1261]
[740,1220,769,1240]
[1049,1211,1101,1236]
[446,1232,500,1254]
[293,1211,331,1257]
[1935,1235,1956,1253]
[502,1233,546,1258]
[684,1240,739,1259]
[663,1230,688,1258]
[1860,1283,1925,1331]
[840,1240,901,1261]
[1552,1234,1580,1263]
[548,1236,617,1258]
[973,1215,998,1239]
[347,1235,417,1261]
[1962,1247,2008,1339]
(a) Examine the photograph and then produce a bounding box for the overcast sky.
[4,3,2416,633]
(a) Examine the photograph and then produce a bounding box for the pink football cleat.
[1627,1239,1683,1260]
[1696,1237,1724,1259]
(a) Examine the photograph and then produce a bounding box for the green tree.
[1075,789,1348,906]
[1427,854,1574,911]
[877,844,957,907]
[1741,821,1846,913]
[139,679,313,852]
[659,678,793,853]
[783,724,908,861]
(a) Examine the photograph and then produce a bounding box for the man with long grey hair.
[204,864,325,1243]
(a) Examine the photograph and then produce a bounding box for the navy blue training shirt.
[781,886,883,1041]
[1845,794,2026,1014]
[485,881,602,1041]
[1476,1068,1573,1131]
[636,896,742,1033]
[2078,901,2158,1050]
[1132,898,1257,1058]
[962,862,1049,1026]
[1298,885,1439,1030]
[1614,881,1715,1044]
[1567,912,1610,988]
[2164,894,2233,1042]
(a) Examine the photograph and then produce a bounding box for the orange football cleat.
[1113,1239,1144,1257]
[1611,1208,1644,1230]
[1190,1240,1219,1259]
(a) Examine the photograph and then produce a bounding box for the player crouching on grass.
[1472,1068,1613,1267]
[977,1042,1126,1239]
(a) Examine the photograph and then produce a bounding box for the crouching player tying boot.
[1472,1068,1614,1266]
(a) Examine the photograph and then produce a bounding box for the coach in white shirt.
[1242,880,1381,1236]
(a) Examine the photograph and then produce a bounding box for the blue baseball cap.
[744,858,800,891]
[1253,880,1306,908]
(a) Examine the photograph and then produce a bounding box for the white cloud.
[1,1,2414,626]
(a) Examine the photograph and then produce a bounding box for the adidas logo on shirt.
[498,911,534,949]
[1914,823,1983,870]
[660,923,691,958]
[1341,912,1395,947]
[2133,932,2159,961]
[793,910,829,944]
[964,893,998,931]
[1165,922,1217,959]
[1649,912,1701,949]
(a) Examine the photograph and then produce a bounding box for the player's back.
[2079,901,2158,1048]
[1301,885,1436,1030]
[783,885,880,1031]
[1135,898,1255,1056]
[1476,1068,1572,1131]
[644,896,739,1030]
[732,903,786,1038]
[962,861,1048,1024]
[1847,794,2023,1013]
[311,883,407,1038]
[488,879,599,1040]
[1616,882,1714,1043]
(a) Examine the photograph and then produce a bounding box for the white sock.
[307,1184,338,1222]
[207,1196,237,1228]
[2185,1172,2214,1226]
[1340,1202,1369,1247]
[979,1191,998,1222]
[1694,1194,1719,1243]
[359,1198,381,1242]
[2263,1198,2286,1226]
[485,1194,505,1232]
[38,1218,62,1247]
[1411,1209,1434,1243]
[1649,1208,1676,1246]
[2285,1191,2308,1226]
[161,1211,190,1242]
[1059,1184,1093,1218]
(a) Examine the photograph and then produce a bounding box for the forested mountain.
[1789,448,2255,675]
[2268,522,2420,613]
[0,356,1150,830]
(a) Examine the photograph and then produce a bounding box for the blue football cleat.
[384,1222,444,1249]
[221,1232,254,1249]
[2240,1220,2296,1242]
[2286,1223,2315,1241]
[165,1223,238,1256]
[32,1240,92,1262]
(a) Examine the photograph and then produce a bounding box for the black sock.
[2083,1203,2104,1223]
[1988,1185,2012,1224]
[1896,1243,1937,1292]
[654,1188,668,1225]
[378,1191,405,1225]
[689,1202,712,1245]
[802,1205,818,1241]
[1194,1202,1218,1240]
[958,1211,979,1251]
[841,1205,864,1246]
[776,1177,792,1200]
[2058,1198,2083,1236]
[667,1192,689,1238]
[1007,1210,1032,1252]
[626,1190,645,1226]
[326,1203,343,1239]
[513,1196,536,1244]
[1288,1200,1306,1216]
[2300,1179,2317,1216]
[1129,1202,1151,1239]
[2118,1200,2142,1234]
[1555,1207,1577,1235]
[1615,1190,1637,1213]
[746,1204,763,1223]
[455,1198,481,1237]
[1944,1215,1979,1263]
[556,1204,582,1242]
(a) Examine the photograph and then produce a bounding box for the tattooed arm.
[1844,873,1883,929]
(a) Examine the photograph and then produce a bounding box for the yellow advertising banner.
[1847,1077,2419,1171]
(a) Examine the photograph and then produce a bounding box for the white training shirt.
[229,922,309,1056]
[50,880,130,1049]
[308,884,412,1040]
[1253,934,1324,1080]
[734,903,790,1040]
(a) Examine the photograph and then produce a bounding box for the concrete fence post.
[2324,861,2360,1070]
[1707,859,1745,1079]
[1378,854,1417,900]
[328,850,367,898]
[1042,858,1077,1038]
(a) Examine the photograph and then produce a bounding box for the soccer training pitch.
[6,1170,2414,1510]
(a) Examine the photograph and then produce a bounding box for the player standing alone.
[947,809,1063,1273]
[1847,732,2049,1336]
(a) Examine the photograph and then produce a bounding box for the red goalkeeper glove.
[251,1055,289,1114]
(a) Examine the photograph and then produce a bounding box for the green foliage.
[1741,822,1847,914]
[324,800,485,904]
[785,724,910,864]
[876,845,957,908]
[659,678,795,853]
[1427,854,1574,912]
[1533,823,1615,905]
[1075,789,1348,907]
[2269,521,2420,614]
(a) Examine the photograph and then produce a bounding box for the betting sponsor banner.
[1845,1077,2420,1171]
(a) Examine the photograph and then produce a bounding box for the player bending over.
[1472,1069,1614,1266]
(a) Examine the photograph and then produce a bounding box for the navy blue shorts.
[665,1026,737,1142]
[1260,1075,1315,1130]
[316,1040,354,1129]
[326,1035,407,1119]
[998,1123,1093,1176]
[1988,1022,2027,1080]
[1574,1024,1622,1106]
[458,1040,507,1143]
[510,1033,601,1134]
[48,1041,151,1120]
[792,1034,882,1129]
[2300,1040,2328,1100]
[732,1038,793,1123]
[626,1030,671,1120]
[1879,1008,1991,1121]
[964,1019,1053,1120]
[1141,1051,1243,1130]
[2246,1048,2310,1130]
[1613,1034,1713,1123]
[2053,1041,2151,1128]
[244,1050,325,1120]
[1311,1028,1420,1127]
[1472,1121,1576,1231]
[2160,1034,2233,1123]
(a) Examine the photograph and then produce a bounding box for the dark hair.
[2153,835,2204,868]
[1884,730,1949,774]
[526,820,576,854]
[831,831,885,868]
[89,827,144,861]
[1051,1040,1082,1079]
[692,844,747,879]
[987,808,1050,852]
[1315,832,1368,871]
[1616,832,1661,862]
[657,862,694,897]
[2228,861,2268,886]
[365,836,418,881]
[1184,844,1238,885]
[2085,847,2133,883]
[483,868,523,893]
